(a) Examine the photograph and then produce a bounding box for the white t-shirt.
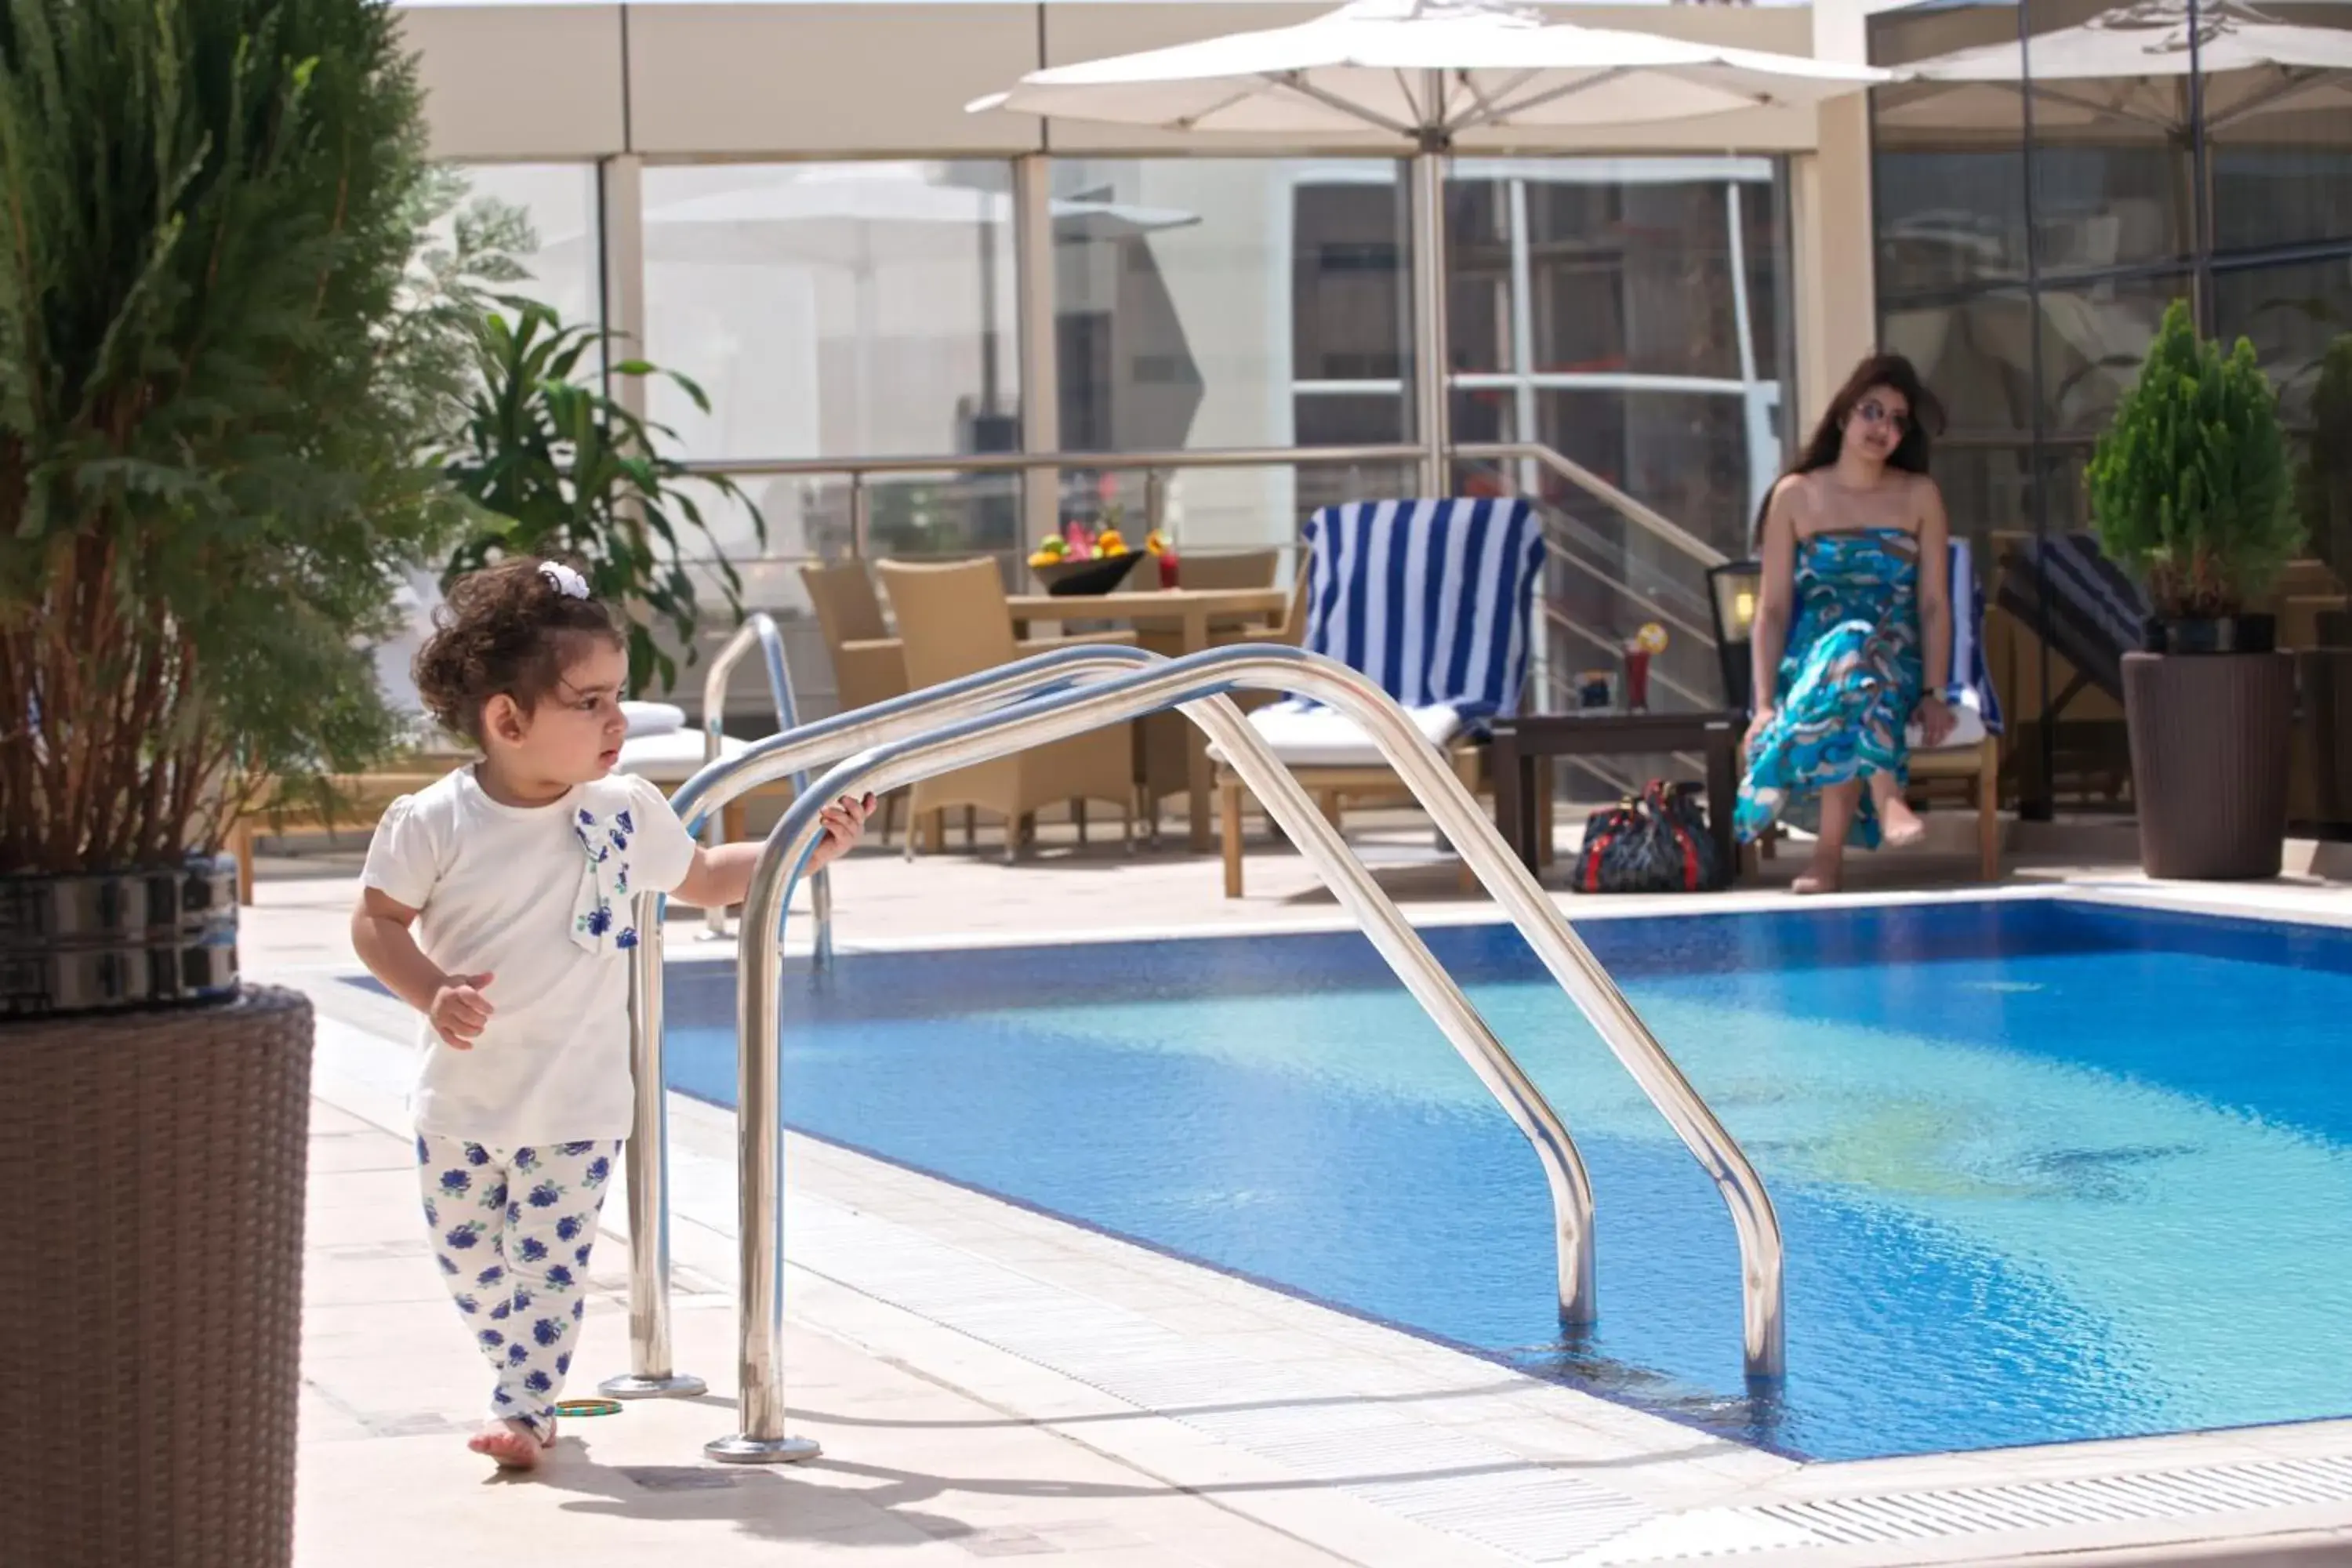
[361,768,699,1147]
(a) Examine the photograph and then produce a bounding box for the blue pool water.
[650,898,2352,1461]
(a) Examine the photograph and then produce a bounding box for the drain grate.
[1758,1454,2352,1546]
[620,1465,760,1492]
[1590,1454,2352,1563]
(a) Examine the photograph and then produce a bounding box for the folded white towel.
[1907,685,1989,752]
[1208,702,1465,769]
[621,700,688,739]
[615,728,747,783]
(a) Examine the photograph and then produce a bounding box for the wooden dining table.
[1007,586,1292,851]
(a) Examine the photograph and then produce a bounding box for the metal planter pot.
[0,859,239,1018]
[2122,640,2296,880]
[0,862,308,1567]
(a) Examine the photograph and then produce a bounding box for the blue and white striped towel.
[1909,535,2005,749]
[1248,498,1545,765]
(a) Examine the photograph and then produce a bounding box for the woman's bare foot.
[1878,797,1928,848]
[469,1417,546,1470]
[1792,858,1842,895]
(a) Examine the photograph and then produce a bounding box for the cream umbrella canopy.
[968,0,1889,490]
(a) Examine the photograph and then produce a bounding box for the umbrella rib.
[2200,64,2326,132]
[1263,70,1427,140]
[2027,80,2182,131]
[1174,80,1279,131]
[2042,80,2183,131]
[1941,78,2183,133]
[1481,67,1645,124]
[1451,68,1541,132]
[1393,67,1424,125]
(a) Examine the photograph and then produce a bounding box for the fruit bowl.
[1032,550,1150,597]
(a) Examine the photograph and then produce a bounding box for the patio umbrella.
[1888,0,2352,135]
[967,0,1889,489]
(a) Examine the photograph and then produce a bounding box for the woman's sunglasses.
[1855,397,1911,435]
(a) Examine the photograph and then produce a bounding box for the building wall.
[397,2,1828,161]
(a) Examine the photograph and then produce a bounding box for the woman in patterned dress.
[1735,355,1958,894]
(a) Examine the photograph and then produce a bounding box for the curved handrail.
[713,646,1784,1458]
[612,641,1596,1408]
[699,614,832,960]
[604,642,1166,1399]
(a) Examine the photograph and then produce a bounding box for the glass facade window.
[1875,0,2352,461]
[1047,158,1410,550]
[1443,158,1791,557]
[641,160,1020,463]
[456,162,603,329]
[1869,0,2352,810]
[641,160,1024,582]
[490,151,1793,706]
[383,164,604,717]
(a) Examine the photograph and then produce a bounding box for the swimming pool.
[657,896,2352,1462]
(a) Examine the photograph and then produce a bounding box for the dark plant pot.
[2144,612,2275,655]
[2122,648,2295,879]
[0,858,238,1018]
[2293,648,2352,841]
[0,985,312,1566]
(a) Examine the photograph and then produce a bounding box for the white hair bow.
[540,561,590,600]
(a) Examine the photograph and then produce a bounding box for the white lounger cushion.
[1210,701,1466,770]
[1905,683,1990,753]
[615,728,747,783]
[620,700,688,738]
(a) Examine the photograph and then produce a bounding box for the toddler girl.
[352,558,869,1470]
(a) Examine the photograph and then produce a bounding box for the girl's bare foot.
[469,1417,545,1470]
[1878,797,1928,848]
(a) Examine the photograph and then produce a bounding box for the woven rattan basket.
[0,985,312,1566]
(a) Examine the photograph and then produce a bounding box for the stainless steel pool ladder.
[601,642,1595,1405]
[695,612,832,961]
[710,644,1787,1463]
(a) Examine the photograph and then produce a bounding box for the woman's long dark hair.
[1751,353,1947,543]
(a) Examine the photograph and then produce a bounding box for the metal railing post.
[696,615,830,964]
[605,644,1176,1402]
[712,644,1782,1460]
[1143,470,1167,540]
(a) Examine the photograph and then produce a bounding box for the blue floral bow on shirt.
[571,805,642,954]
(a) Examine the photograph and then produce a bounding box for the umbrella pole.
[1409,137,1452,498]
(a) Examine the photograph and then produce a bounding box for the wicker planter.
[0,879,310,1566]
[2122,638,2296,880]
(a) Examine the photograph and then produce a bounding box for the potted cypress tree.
[0,0,474,1560]
[2088,300,2305,879]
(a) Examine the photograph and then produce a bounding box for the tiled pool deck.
[267,818,2352,1566]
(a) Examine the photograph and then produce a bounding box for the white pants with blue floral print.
[417,1134,619,1439]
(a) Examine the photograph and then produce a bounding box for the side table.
[1490,712,1746,880]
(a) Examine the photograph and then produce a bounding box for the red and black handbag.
[1570,780,1725,894]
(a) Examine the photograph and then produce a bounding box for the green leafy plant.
[0,0,486,874]
[2087,299,2303,622]
[2296,333,2352,592]
[438,300,764,694]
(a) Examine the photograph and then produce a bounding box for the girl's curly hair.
[414,559,624,746]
